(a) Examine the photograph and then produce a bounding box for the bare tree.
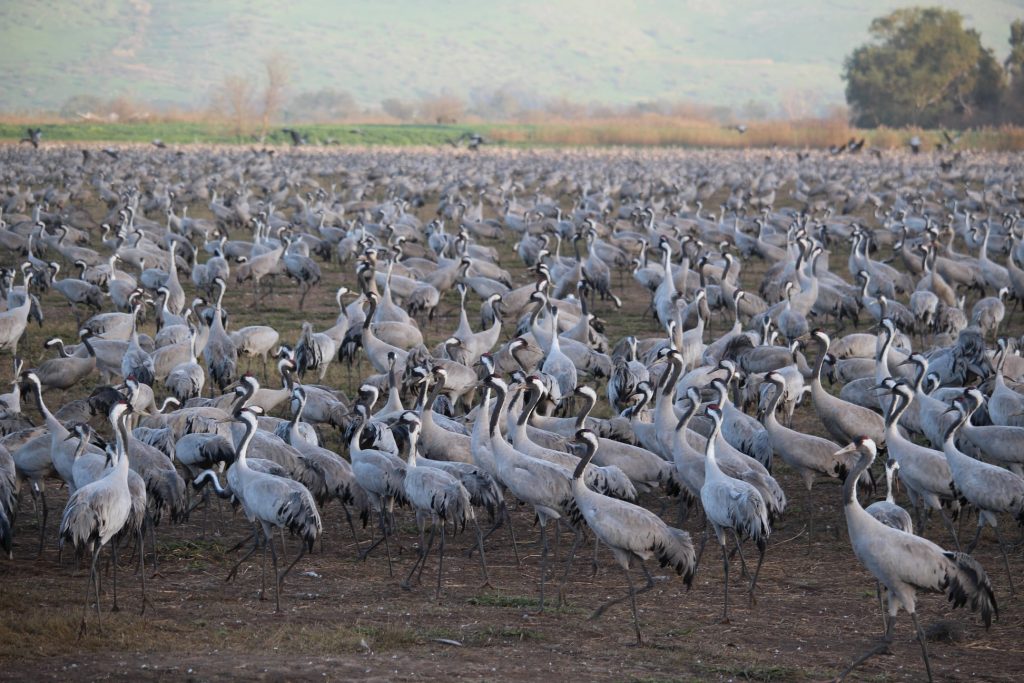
[216,75,255,139]
[419,92,464,124]
[382,97,415,122]
[260,53,290,141]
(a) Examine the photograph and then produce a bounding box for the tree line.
[844,7,1024,128]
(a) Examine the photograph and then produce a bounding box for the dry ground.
[1,147,1023,682]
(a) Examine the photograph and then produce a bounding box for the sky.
[1,0,1023,114]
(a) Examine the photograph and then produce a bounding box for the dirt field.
[1,146,1022,682]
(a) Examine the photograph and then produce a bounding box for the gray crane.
[835,437,996,683]
[223,408,322,611]
[943,390,1024,593]
[348,402,407,575]
[572,429,694,644]
[396,411,488,598]
[58,402,135,635]
[203,277,237,393]
[699,404,770,623]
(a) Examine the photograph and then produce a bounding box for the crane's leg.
[835,610,895,680]
[279,540,308,588]
[557,527,584,607]
[748,537,766,606]
[720,540,730,624]
[693,520,710,574]
[35,485,47,558]
[380,508,394,577]
[225,529,256,555]
[111,541,120,613]
[910,612,933,683]
[992,523,1015,596]
[226,524,261,582]
[622,564,643,645]
[434,521,446,601]
[79,540,100,639]
[470,513,491,588]
[401,518,428,590]
[805,487,815,551]
[939,509,961,552]
[874,581,886,635]
[965,520,984,554]
[537,522,549,612]
[731,530,750,580]
[266,526,281,612]
[259,529,269,602]
[146,512,161,578]
[341,504,360,548]
[138,526,150,615]
[414,524,437,586]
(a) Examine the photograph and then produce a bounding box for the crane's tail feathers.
[943,551,997,628]
[595,466,638,503]
[662,468,682,498]
[278,490,323,551]
[655,527,696,586]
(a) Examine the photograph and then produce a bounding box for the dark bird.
[20,128,42,149]
[281,128,307,146]
[151,139,167,149]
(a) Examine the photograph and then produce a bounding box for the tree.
[843,7,1004,127]
[214,74,256,139]
[1006,20,1024,113]
[290,89,357,122]
[59,94,105,120]
[260,53,290,141]
[419,92,464,124]
[381,97,415,121]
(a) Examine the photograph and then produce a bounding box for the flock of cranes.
[1,142,1023,680]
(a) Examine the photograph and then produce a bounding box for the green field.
[3,119,1024,151]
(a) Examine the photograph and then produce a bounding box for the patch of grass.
[157,538,226,564]
[467,593,539,609]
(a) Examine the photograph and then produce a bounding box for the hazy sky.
[2,0,1023,113]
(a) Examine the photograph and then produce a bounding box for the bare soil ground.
[1,147,1022,682]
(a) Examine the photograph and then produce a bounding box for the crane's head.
[573,428,599,452]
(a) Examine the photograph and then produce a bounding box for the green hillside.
[2,1,1022,113]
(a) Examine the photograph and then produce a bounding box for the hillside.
[2,0,1022,113]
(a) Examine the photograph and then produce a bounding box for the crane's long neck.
[843,451,870,507]
[812,337,828,387]
[884,465,896,504]
[116,411,133,478]
[761,382,783,424]
[236,418,256,468]
[574,392,595,430]
[488,383,506,438]
[572,439,597,480]
[80,333,96,358]
[704,419,722,470]
[405,428,420,467]
[30,379,62,434]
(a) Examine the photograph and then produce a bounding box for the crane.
[223,408,322,611]
[699,404,770,623]
[572,429,694,644]
[835,437,996,683]
[58,401,135,635]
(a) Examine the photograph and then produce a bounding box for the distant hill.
[2,0,1021,114]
